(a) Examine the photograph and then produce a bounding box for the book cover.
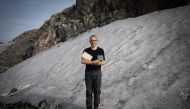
[82,52,93,60]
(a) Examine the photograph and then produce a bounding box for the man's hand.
[92,60,106,65]
[81,58,92,65]
[91,60,99,65]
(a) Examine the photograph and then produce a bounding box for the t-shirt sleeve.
[102,49,105,60]
[83,48,87,53]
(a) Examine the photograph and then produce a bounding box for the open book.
[82,52,93,60]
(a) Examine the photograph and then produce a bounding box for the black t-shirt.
[83,47,105,71]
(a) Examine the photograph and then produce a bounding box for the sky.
[0,0,76,43]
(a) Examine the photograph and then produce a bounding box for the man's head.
[89,35,98,48]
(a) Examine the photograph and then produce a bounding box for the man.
[81,35,106,109]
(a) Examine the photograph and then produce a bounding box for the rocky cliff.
[0,0,189,73]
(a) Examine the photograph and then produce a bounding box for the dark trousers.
[85,69,102,109]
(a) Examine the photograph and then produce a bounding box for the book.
[82,52,93,60]
[97,55,104,61]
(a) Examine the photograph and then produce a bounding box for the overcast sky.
[0,0,75,43]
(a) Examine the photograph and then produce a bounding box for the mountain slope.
[0,42,15,54]
[1,0,189,73]
[0,5,190,109]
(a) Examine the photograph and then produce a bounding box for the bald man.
[81,35,106,109]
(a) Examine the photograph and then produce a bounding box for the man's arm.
[81,58,107,65]
[81,58,106,65]
[81,58,94,65]
[96,60,107,65]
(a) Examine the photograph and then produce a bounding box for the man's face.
[89,36,98,47]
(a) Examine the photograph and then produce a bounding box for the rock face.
[0,101,38,109]
[0,0,189,73]
[0,42,14,54]
[0,29,38,73]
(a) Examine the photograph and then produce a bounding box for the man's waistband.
[85,69,101,72]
